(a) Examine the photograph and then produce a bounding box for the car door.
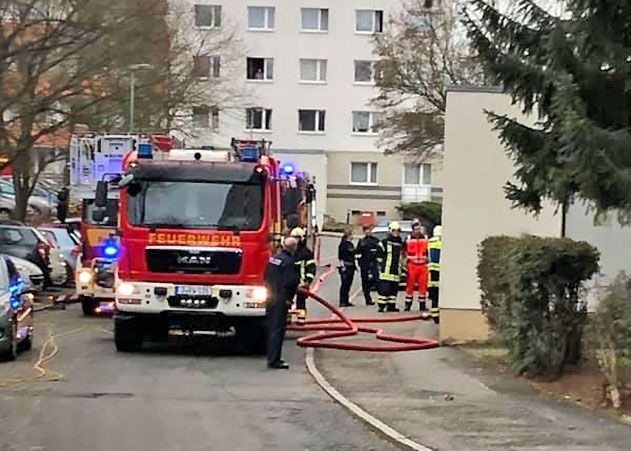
[4,256,33,336]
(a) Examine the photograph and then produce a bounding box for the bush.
[587,273,631,409]
[397,202,442,229]
[477,235,600,377]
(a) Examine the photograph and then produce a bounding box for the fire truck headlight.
[117,282,135,296]
[252,287,268,303]
[78,270,92,284]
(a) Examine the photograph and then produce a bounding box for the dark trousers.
[428,270,440,322]
[295,292,307,310]
[339,267,355,306]
[360,266,377,304]
[266,298,288,366]
[378,279,399,307]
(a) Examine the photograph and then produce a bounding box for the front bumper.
[115,281,267,317]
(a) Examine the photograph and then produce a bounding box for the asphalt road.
[0,238,395,451]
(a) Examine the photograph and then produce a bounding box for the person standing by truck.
[338,230,356,307]
[355,226,379,306]
[265,237,300,370]
[291,227,315,324]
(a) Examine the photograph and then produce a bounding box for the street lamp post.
[128,63,152,132]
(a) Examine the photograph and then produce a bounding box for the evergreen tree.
[463,0,631,216]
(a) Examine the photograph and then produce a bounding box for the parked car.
[0,179,56,218]
[32,228,68,287]
[0,255,34,361]
[0,197,36,220]
[39,227,79,282]
[8,256,45,292]
[0,224,52,285]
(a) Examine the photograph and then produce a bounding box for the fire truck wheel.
[80,297,98,316]
[114,315,143,352]
[236,322,267,355]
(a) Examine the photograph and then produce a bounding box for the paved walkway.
[312,303,631,451]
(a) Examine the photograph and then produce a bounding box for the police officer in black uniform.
[355,226,380,305]
[265,237,300,370]
[338,230,356,307]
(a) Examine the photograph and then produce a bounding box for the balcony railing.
[401,184,432,203]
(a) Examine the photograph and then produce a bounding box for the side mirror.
[95,180,108,207]
[92,209,105,223]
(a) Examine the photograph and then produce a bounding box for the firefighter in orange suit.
[403,222,429,312]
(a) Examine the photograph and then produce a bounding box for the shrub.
[396,202,442,228]
[477,235,600,377]
[587,273,631,409]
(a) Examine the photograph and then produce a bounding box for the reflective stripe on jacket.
[428,237,441,272]
[377,235,403,282]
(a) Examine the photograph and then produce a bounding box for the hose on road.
[287,266,439,352]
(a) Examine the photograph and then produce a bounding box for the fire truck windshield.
[126,180,264,230]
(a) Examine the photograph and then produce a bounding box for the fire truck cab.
[101,139,315,353]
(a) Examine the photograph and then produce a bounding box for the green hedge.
[478,235,600,377]
[397,202,442,229]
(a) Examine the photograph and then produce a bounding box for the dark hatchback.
[0,255,34,361]
[0,225,51,284]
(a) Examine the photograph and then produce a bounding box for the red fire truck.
[94,139,315,352]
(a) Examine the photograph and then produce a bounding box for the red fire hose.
[287,266,439,352]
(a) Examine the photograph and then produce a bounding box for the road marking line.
[305,348,434,451]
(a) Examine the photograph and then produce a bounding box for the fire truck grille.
[167,296,220,309]
[146,248,242,275]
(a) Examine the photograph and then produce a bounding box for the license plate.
[175,285,213,296]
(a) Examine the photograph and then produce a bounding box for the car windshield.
[82,199,118,226]
[126,180,264,230]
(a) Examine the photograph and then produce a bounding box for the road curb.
[305,348,434,451]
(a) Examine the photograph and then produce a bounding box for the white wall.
[441,88,561,312]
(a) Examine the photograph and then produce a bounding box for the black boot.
[419,299,427,312]
[377,304,386,313]
[387,303,400,312]
[404,301,412,311]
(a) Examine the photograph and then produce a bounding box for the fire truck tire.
[114,314,143,352]
[236,322,267,355]
[80,296,98,316]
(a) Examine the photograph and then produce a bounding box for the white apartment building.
[174,0,444,226]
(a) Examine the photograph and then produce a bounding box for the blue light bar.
[240,147,259,162]
[281,163,295,175]
[138,142,153,159]
[101,238,119,259]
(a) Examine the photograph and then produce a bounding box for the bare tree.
[0,0,242,220]
[373,0,485,159]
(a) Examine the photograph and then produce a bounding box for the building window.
[301,8,329,32]
[248,6,275,30]
[246,108,272,131]
[354,60,379,83]
[352,111,382,134]
[247,57,274,80]
[351,162,378,184]
[404,163,432,185]
[194,5,222,28]
[193,55,220,78]
[356,10,383,33]
[300,59,327,82]
[298,109,326,132]
[192,106,209,128]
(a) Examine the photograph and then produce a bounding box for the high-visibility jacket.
[428,237,441,287]
[377,235,404,282]
[404,236,428,265]
[294,243,316,286]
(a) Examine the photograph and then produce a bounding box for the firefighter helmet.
[389,221,401,231]
[290,227,305,238]
[433,225,443,238]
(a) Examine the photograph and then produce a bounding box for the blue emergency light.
[240,147,259,162]
[281,163,295,176]
[138,142,153,159]
[101,239,119,259]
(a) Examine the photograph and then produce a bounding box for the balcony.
[401,184,433,203]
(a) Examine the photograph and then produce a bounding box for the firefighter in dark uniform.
[291,227,315,324]
[338,230,356,307]
[265,237,300,370]
[355,226,380,305]
[376,221,404,312]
